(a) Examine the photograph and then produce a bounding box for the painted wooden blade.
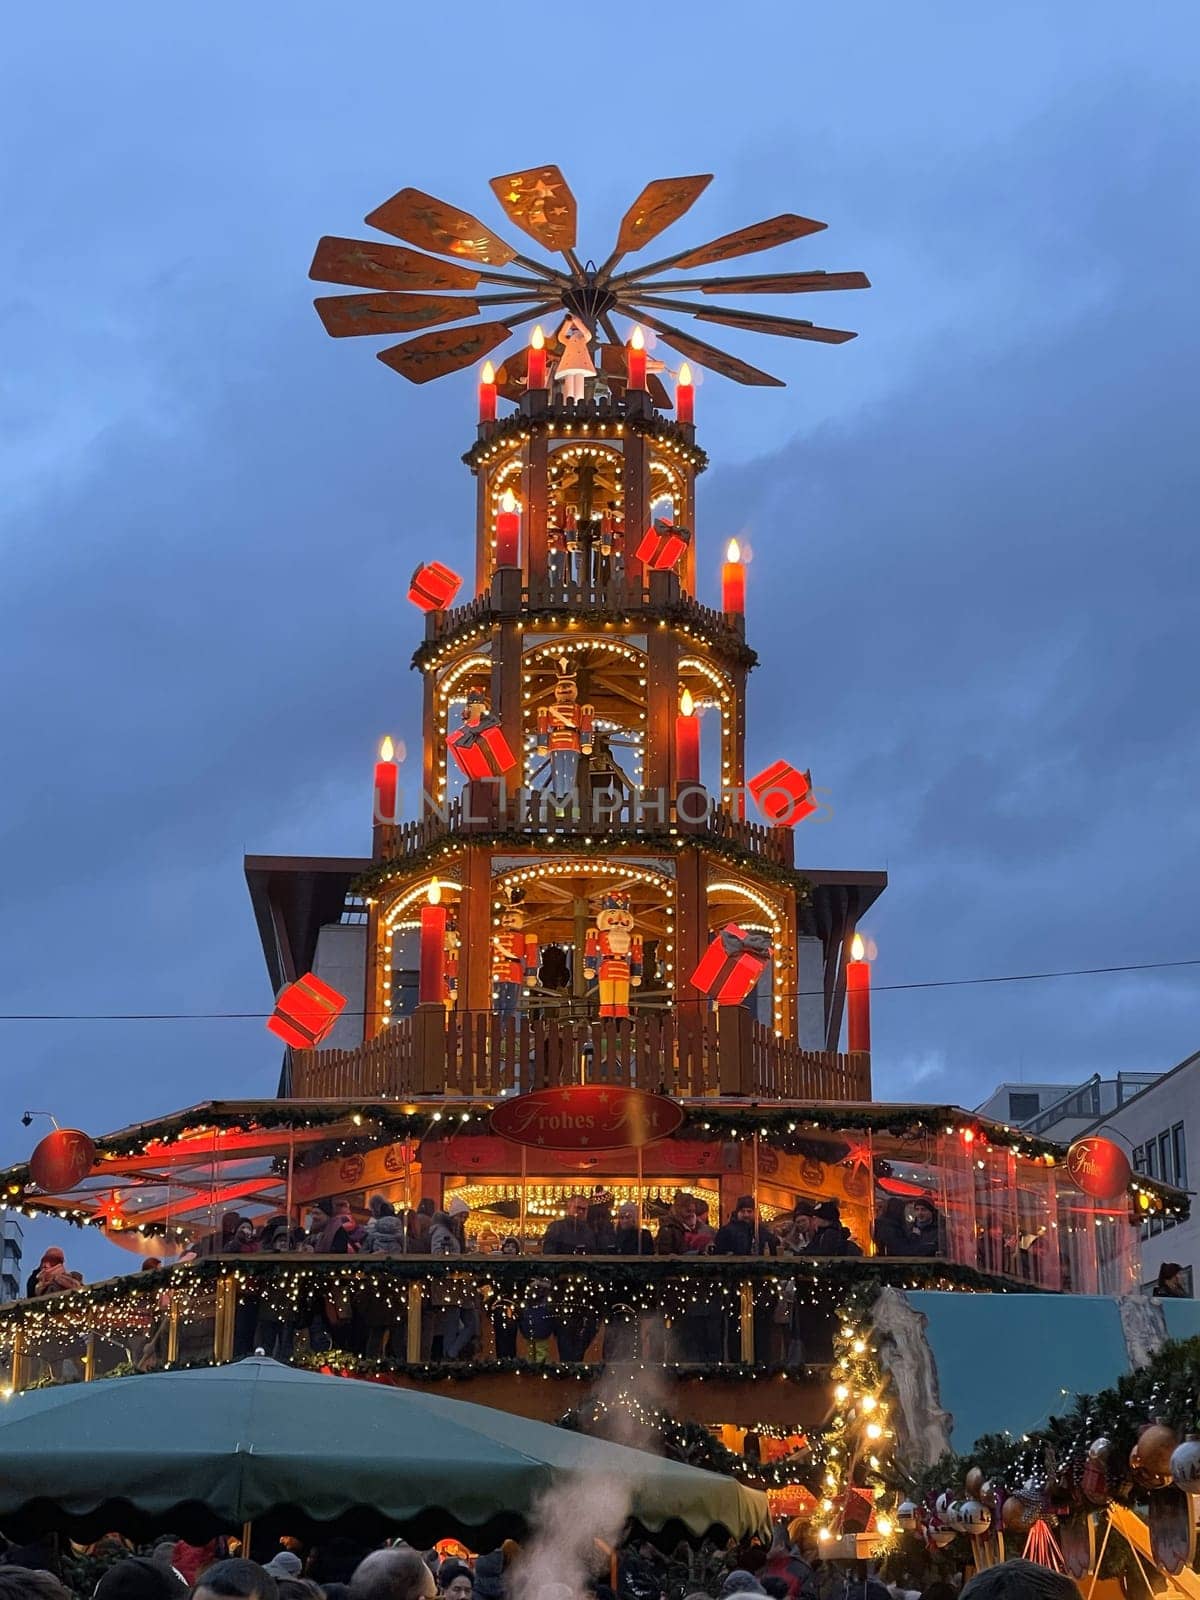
[376,321,513,384]
[693,305,856,343]
[493,346,530,402]
[314,292,482,338]
[627,309,785,387]
[697,270,870,295]
[365,187,520,266]
[614,175,713,256]
[625,214,828,278]
[489,165,577,252]
[310,235,481,292]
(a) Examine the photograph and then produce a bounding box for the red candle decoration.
[627,325,647,390]
[527,325,547,389]
[495,488,520,567]
[675,361,694,423]
[721,538,745,615]
[676,688,700,786]
[478,360,497,423]
[373,735,400,825]
[267,972,347,1049]
[846,932,871,1053]
[419,879,447,1006]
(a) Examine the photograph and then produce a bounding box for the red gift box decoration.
[447,714,518,781]
[748,759,817,826]
[268,972,347,1049]
[408,561,463,612]
[690,922,772,1005]
[635,518,691,572]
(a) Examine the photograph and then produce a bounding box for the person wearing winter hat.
[364,1196,408,1254]
[263,1555,303,1580]
[714,1198,777,1258]
[718,1572,765,1598]
[437,1561,473,1600]
[798,1201,862,1258]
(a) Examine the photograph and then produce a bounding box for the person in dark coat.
[1154,1262,1189,1298]
[363,1197,407,1254]
[714,1197,777,1256]
[542,1195,597,1254]
[799,1201,862,1257]
[655,1192,696,1255]
[407,1198,435,1253]
[194,1212,246,1258]
[908,1198,943,1258]
[612,1201,653,1254]
[871,1197,912,1257]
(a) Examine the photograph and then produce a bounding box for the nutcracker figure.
[547,522,568,591]
[564,507,581,583]
[492,897,538,1020]
[443,912,460,1014]
[462,685,490,727]
[536,657,593,809]
[553,313,595,403]
[585,891,643,1019]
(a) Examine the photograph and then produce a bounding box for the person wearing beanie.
[715,1197,777,1258]
[718,1572,765,1598]
[363,1197,407,1254]
[796,1200,862,1258]
[612,1201,653,1256]
[32,1247,77,1297]
[263,1556,303,1580]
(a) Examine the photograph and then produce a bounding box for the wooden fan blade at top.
[611,175,713,260]
[310,235,482,292]
[633,294,857,343]
[613,213,827,281]
[314,292,482,338]
[489,165,577,252]
[365,187,521,267]
[376,321,514,384]
[695,270,870,295]
[625,309,785,386]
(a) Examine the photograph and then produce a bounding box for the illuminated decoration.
[418,880,447,1007]
[478,360,497,423]
[447,712,518,780]
[535,656,593,808]
[690,923,772,1007]
[627,325,647,390]
[490,1085,684,1151]
[492,894,538,1020]
[1066,1136,1133,1200]
[495,487,520,567]
[28,1129,96,1193]
[267,973,347,1049]
[675,362,695,424]
[527,325,547,390]
[635,517,692,572]
[721,538,745,615]
[846,933,871,1055]
[747,759,816,826]
[810,1292,894,1549]
[675,688,701,786]
[373,735,400,825]
[407,560,463,612]
[585,891,643,1019]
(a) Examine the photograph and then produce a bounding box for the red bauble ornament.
[29,1129,96,1193]
[267,972,347,1049]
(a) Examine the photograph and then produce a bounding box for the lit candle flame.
[726,538,741,563]
[850,933,865,961]
[531,325,544,350]
[680,688,695,717]
[379,736,394,762]
[678,362,692,386]
[480,361,495,384]
[428,878,442,907]
[501,488,517,514]
[630,326,645,351]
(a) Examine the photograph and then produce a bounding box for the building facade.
[0,1213,22,1304]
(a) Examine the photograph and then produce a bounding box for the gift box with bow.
[635,518,691,572]
[748,759,817,826]
[690,922,772,1005]
[268,971,347,1049]
[408,560,463,612]
[447,714,518,780]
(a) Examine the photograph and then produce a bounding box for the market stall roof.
[0,1355,770,1547]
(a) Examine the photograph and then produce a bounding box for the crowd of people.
[0,1527,1079,1600]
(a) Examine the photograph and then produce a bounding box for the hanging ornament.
[408,560,463,612]
[689,923,772,1005]
[1170,1433,1200,1492]
[1081,1441,1111,1506]
[896,1501,919,1533]
[447,712,518,780]
[635,517,691,572]
[1131,1421,1179,1490]
[958,1499,991,1537]
[748,759,817,826]
[1001,1493,1041,1534]
[979,1480,998,1509]
[267,972,347,1049]
[964,1466,985,1500]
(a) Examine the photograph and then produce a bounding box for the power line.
[0,955,1195,1022]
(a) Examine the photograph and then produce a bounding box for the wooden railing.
[376,790,795,868]
[293,1008,870,1102]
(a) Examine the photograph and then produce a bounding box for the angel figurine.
[554,314,595,403]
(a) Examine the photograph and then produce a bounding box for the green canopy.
[0,1358,769,1547]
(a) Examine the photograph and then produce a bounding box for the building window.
[1008,1092,1041,1123]
[1133,1122,1186,1238]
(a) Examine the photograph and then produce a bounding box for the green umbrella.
[0,1358,769,1547]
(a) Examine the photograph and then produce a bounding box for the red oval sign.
[29,1129,96,1193]
[1066,1136,1132,1200]
[489,1085,684,1150]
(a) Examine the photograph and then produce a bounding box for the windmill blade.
[314,293,483,338]
[603,175,714,273]
[624,309,785,387]
[490,165,578,253]
[310,235,483,292]
[695,270,870,295]
[633,295,857,344]
[365,187,523,267]
[376,321,514,384]
[613,213,827,280]
[593,342,673,409]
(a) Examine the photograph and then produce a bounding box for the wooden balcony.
[292,1006,871,1102]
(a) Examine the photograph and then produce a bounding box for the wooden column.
[682,463,698,597]
[413,1002,449,1093]
[364,900,387,1042]
[623,407,651,583]
[728,665,748,813]
[643,626,676,799]
[717,1003,754,1095]
[673,846,708,1024]
[738,1280,755,1363]
[490,590,523,782]
[10,1326,24,1393]
[167,1297,180,1365]
[406,1282,423,1362]
[421,664,437,817]
[780,887,800,1041]
[525,428,548,586]
[459,842,494,1018]
[474,462,491,591]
